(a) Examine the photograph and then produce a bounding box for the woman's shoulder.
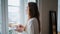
[28,17,38,22]
[30,17,37,21]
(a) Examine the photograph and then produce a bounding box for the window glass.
[28,0,36,2]
[8,0,20,6]
[8,6,20,24]
[8,0,20,34]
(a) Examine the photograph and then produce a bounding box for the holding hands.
[15,25,25,32]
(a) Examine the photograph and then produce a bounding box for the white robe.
[25,17,40,34]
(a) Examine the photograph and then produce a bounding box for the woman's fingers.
[19,25,24,28]
[15,25,25,32]
[15,28,24,32]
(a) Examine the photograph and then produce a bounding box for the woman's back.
[26,17,40,34]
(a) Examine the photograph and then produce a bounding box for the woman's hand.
[15,25,25,32]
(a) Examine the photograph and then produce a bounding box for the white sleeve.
[28,20,34,34]
[27,18,39,34]
[30,23,34,34]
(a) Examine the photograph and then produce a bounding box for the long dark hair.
[28,2,40,32]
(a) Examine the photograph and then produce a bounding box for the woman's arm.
[30,23,34,34]
[27,19,35,34]
[29,18,39,34]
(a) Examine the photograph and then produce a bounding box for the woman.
[16,2,40,34]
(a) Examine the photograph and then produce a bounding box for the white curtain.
[0,0,2,34]
[58,0,60,32]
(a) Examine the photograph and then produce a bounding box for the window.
[8,0,20,24]
[8,0,21,34]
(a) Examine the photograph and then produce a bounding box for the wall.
[38,0,57,34]
[52,0,57,11]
